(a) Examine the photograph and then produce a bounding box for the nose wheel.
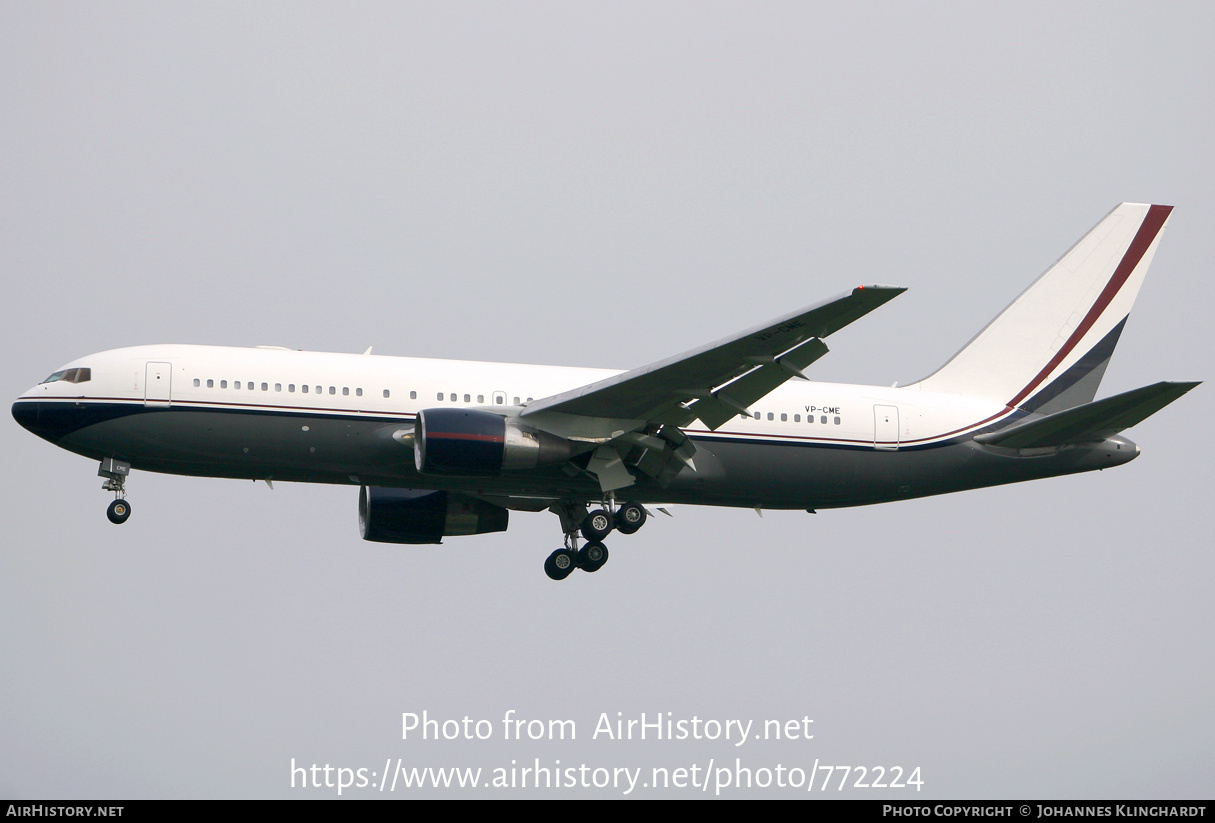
[107,498,132,524]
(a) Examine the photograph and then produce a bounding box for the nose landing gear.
[99,458,131,525]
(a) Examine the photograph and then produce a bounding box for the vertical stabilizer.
[908,203,1172,410]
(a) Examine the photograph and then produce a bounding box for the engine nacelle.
[413,408,572,475]
[359,486,508,544]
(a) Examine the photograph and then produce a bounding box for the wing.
[519,285,905,491]
[521,285,904,427]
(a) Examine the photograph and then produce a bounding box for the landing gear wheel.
[581,509,613,541]
[107,499,131,525]
[544,548,577,581]
[578,541,609,572]
[615,501,647,535]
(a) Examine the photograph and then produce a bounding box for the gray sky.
[2,1,1211,798]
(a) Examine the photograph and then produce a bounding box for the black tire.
[615,501,647,535]
[544,549,577,580]
[578,541,609,572]
[107,499,131,525]
[581,509,614,541]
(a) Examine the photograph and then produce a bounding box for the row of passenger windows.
[435,393,533,405]
[192,379,537,406]
[754,411,842,425]
[189,376,831,421]
[193,378,384,398]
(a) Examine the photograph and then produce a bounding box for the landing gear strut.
[99,457,131,525]
[542,499,645,580]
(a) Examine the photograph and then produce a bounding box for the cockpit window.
[40,368,91,384]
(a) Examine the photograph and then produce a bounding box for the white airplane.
[13,203,1198,579]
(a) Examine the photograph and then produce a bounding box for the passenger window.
[780,413,787,422]
[275,383,281,392]
[288,384,295,392]
[767,412,773,421]
[344,387,351,396]
[477,395,484,403]
[221,380,227,389]
[794,414,801,422]
[820,416,826,424]
[356,388,363,397]
[234,381,241,390]
[463,394,470,402]
[409,390,415,399]
[329,386,335,395]
[437,393,444,401]
[302,385,309,393]
[383,389,390,398]
[193,378,200,387]
[834,416,841,425]
[262,383,268,391]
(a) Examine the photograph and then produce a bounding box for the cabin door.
[145,362,172,407]
[873,405,899,450]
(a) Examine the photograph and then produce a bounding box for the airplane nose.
[12,400,40,435]
[12,399,71,444]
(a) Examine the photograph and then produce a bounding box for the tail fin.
[909,203,1173,412]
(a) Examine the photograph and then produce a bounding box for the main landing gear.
[99,458,132,525]
[543,499,648,580]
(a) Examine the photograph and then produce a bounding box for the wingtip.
[852,284,908,302]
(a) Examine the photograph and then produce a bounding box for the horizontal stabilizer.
[975,381,1199,449]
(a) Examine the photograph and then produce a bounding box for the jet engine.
[359,486,508,544]
[413,408,573,475]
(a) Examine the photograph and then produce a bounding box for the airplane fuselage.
[13,204,1195,579]
[13,343,1137,513]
